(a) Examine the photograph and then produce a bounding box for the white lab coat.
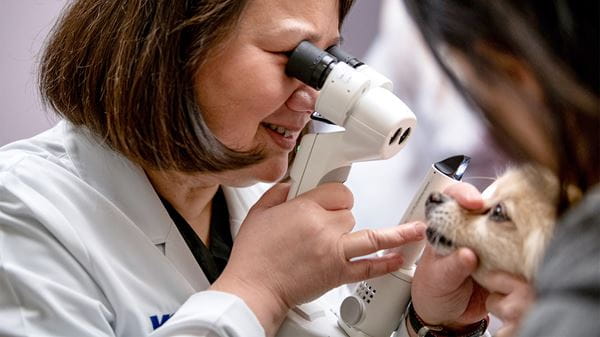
[0,121,489,337]
[0,121,270,336]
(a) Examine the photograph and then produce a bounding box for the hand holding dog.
[411,183,490,329]
[480,272,535,337]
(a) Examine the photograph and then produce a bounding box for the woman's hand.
[479,272,535,337]
[410,183,490,330]
[211,182,426,336]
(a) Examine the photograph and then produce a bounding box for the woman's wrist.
[211,273,290,337]
[406,302,488,337]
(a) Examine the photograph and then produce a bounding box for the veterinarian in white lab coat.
[0,0,496,337]
[402,1,599,337]
[0,0,457,336]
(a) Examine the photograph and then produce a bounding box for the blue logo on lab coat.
[150,313,173,330]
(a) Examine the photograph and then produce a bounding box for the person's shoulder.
[551,186,600,248]
[0,121,75,176]
[537,187,600,293]
[0,121,84,205]
[520,188,600,337]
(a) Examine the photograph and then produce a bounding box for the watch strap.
[407,302,488,337]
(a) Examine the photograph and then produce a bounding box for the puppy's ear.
[523,228,549,280]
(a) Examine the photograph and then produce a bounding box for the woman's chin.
[254,158,288,183]
[220,154,289,186]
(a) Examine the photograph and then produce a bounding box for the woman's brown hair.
[40,0,355,172]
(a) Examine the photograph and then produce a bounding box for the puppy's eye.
[489,203,511,222]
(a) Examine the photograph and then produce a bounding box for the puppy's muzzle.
[425,192,455,249]
[425,192,450,214]
[426,227,455,248]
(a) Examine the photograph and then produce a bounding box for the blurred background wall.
[0,0,503,227]
[0,0,381,146]
[0,3,503,331]
[0,1,67,145]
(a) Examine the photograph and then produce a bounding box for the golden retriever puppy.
[424,166,558,282]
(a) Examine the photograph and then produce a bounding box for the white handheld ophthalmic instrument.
[284,41,416,200]
[276,41,416,337]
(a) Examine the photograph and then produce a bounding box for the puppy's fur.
[425,166,558,282]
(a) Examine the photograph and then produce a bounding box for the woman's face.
[195,0,341,185]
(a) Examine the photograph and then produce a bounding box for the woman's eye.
[280,49,295,57]
[282,43,340,57]
[270,50,293,59]
[325,44,340,53]
[489,203,510,222]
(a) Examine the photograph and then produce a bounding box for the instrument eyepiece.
[285,41,337,90]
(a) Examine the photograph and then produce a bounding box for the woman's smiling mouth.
[262,122,302,150]
[264,122,293,138]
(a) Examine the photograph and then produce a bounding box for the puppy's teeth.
[284,130,291,138]
[276,126,285,134]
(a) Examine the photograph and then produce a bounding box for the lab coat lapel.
[64,122,171,245]
[63,121,208,290]
[164,223,211,290]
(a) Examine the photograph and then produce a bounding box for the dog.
[424,166,558,283]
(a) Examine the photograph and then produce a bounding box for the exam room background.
[0,0,381,146]
[1,0,502,231]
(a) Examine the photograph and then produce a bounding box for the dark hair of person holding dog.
[0,1,434,336]
[402,1,599,337]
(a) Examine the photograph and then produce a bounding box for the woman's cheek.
[260,73,295,106]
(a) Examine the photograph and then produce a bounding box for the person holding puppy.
[1,1,596,337]
[401,1,599,336]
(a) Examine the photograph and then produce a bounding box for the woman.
[403,1,599,336]
[0,0,429,336]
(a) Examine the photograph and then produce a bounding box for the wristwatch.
[407,302,488,337]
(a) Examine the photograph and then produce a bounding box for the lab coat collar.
[61,121,271,289]
[62,120,271,241]
[62,121,210,290]
[62,121,173,245]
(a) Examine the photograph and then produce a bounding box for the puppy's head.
[425,166,558,281]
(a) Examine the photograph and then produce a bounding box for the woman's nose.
[286,85,318,114]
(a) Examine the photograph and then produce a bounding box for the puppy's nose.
[427,192,448,205]
[425,192,448,218]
